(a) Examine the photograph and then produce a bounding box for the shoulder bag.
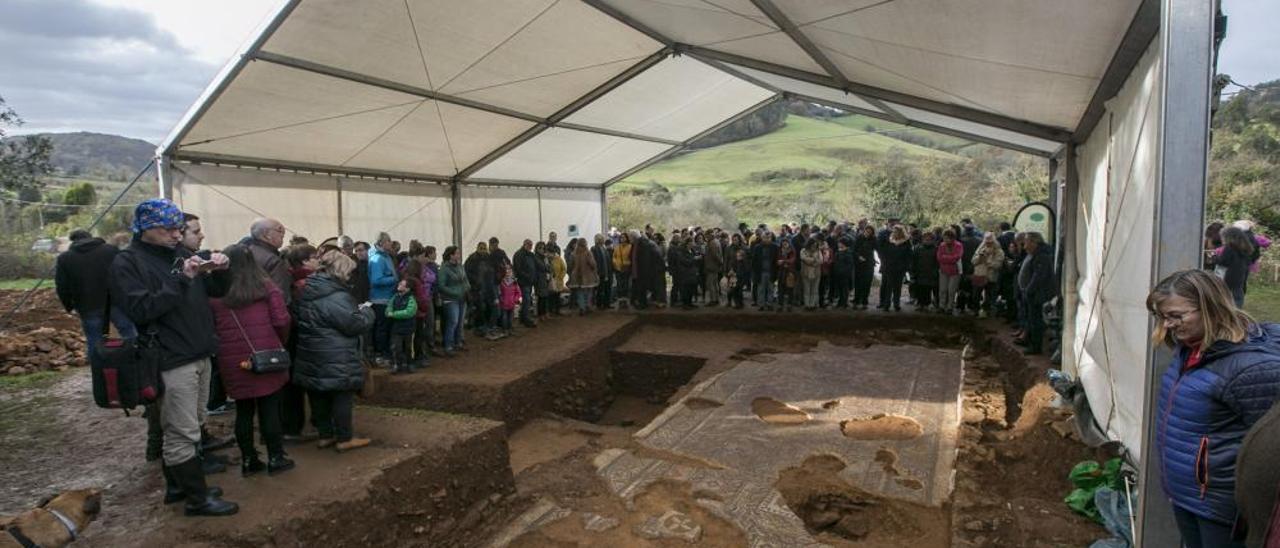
[229,306,290,374]
[91,294,162,412]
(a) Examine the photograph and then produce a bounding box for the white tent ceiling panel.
[539,188,604,241]
[793,0,1141,128]
[262,0,434,90]
[471,127,672,185]
[343,102,536,177]
[564,56,774,141]
[340,179,453,244]
[460,186,541,249]
[886,103,1063,153]
[773,0,893,27]
[719,62,882,114]
[703,31,826,74]
[434,0,662,117]
[179,61,423,164]
[169,162,340,250]
[594,0,774,47]
[449,58,649,119]
[806,28,1094,129]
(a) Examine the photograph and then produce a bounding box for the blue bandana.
[131,198,184,234]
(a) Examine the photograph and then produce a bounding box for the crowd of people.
[1204,219,1272,308]
[51,196,1279,545]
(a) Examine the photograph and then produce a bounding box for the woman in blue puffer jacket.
[1148,269,1280,548]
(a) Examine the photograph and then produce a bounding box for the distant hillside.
[3,132,155,180]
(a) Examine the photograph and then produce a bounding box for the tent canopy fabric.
[161,0,1148,187]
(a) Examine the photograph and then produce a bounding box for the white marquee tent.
[158,1,1217,545]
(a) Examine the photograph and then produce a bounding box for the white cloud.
[1218,0,1280,87]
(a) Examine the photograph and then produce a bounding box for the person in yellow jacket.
[612,233,633,309]
[549,248,567,316]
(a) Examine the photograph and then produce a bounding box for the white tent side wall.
[538,188,605,241]
[1069,40,1162,460]
[460,185,604,250]
[339,179,452,247]
[170,162,341,250]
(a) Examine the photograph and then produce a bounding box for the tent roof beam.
[604,93,782,189]
[250,51,678,147]
[452,47,673,181]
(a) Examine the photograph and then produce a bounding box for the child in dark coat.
[386,278,418,374]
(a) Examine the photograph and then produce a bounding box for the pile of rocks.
[1,326,87,375]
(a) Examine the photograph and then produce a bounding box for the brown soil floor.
[0,286,1105,547]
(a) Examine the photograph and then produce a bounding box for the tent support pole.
[1060,143,1080,375]
[335,177,344,237]
[156,155,173,199]
[600,187,609,234]
[1139,0,1214,546]
[451,182,463,248]
[537,188,544,242]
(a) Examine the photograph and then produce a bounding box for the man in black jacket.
[464,242,496,337]
[111,199,238,517]
[592,234,612,309]
[512,239,538,327]
[1017,232,1054,355]
[56,230,138,360]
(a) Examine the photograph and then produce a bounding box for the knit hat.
[130,198,184,234]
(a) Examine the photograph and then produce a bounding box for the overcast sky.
[1,0,1277,144]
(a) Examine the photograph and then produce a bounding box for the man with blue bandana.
[110,198,239,517]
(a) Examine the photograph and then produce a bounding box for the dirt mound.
[840,413,923,440]
[0,326,87,375]
[775,454,949,546]
[0,289,88,376]
[751,396,810,424]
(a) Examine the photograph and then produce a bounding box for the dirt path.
[0,370,163,541]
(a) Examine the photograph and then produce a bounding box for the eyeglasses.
[1155,309,1198,325]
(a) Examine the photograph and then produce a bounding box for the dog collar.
[6,527,39,548]
[47,508,78,542]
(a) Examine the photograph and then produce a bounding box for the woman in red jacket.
[936,229,965,315]
[210,244,295,477]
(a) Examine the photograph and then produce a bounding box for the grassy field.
[1246,282,1280,322]
[617,115,958,192]
[0,278,46,290]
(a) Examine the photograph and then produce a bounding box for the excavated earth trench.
[58,310,1104,547]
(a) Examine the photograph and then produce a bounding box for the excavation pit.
[45,309,1102,547]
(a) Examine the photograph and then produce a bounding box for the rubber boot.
[174,458,238,517]
[200,447,227,475]
[163,464,223,505]
[145,404,163,462]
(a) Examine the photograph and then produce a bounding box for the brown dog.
[0,489,102,547]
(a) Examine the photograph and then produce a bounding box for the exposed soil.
[775,454,950,546]
[0,289,89,375]
[840,413,925,440]
[0,291,1106,548]
[751,396,811,424]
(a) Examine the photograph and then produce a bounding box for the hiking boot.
[241,455,266,477]
[335,438,372,452]
[267,454,296,476]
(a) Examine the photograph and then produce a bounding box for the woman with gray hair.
[293,249,376,452]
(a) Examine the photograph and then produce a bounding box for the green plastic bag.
[1065,458,1124,522]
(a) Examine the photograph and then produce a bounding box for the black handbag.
[229,308,290,374]
[91,296,162,412]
